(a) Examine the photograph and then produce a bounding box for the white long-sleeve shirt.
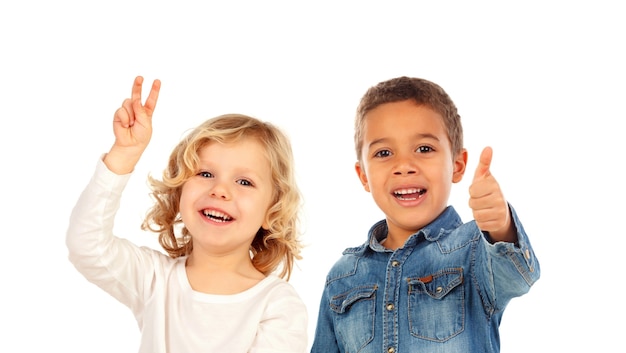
[66,158,308,353]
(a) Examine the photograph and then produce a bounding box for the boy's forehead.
[363,101,444,129]
[361,102,448,144]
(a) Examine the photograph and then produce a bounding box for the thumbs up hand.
[468,147,516,243]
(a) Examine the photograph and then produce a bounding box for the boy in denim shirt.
[310,76,540,353]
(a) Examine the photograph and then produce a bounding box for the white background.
[1,1,624,352]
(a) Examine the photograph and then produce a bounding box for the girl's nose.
[209,181,231,200]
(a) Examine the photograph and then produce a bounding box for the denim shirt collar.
[349,206,463,255]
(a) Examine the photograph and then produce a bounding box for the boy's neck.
[381,232,410,250]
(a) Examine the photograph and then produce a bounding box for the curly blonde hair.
[141,114,303,280]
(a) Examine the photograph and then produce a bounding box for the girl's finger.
[114,106,130,128]
[121,98,135,127]
[143,79,161,115]
[131,76,144,104]
[131,98,147,126]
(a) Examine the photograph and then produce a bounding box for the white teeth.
[394,188,423,195]
[394,188,426,200]
[202,209,232,221]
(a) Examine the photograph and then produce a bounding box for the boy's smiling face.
[355,100,467,247]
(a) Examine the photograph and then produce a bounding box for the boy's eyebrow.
[368,133,441,148]
[412,133,440,141]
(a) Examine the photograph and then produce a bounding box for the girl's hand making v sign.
[105,76,161,175]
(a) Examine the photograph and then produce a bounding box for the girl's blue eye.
[198,171,213,178]
[374,150,391,158]
[237,179,252,187]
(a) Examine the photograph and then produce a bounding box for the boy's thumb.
[473,146,493,180]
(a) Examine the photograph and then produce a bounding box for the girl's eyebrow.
[197,163,267,181]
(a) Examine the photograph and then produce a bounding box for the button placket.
[383,255,403,353]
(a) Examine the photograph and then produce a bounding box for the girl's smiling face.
[180,137,274,256]
[355,100,467,247]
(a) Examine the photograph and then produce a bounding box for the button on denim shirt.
[311,206,540,353]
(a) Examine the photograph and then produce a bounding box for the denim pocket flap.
[408,268,463,300]
[329,285,378,314]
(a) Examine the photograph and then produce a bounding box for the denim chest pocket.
[329,285,377,352]
[407,268,465,342]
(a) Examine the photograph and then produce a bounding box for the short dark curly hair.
[354,76,463,161]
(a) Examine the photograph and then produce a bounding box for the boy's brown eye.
[416,146,433,153]
[374,150,391,158]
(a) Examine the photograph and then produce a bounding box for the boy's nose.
[393,155,418,175]
[393,169,417,175]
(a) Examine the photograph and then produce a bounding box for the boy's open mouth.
[393,188,426,200]
[202,209,233,223]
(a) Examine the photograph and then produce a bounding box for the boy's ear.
[452,149,468,183]
[355,161,371,192]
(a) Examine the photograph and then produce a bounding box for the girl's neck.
[185,252,265,295]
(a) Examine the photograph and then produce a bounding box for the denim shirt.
[310,205,540,353]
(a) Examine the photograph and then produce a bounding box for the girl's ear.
[262,212,271,230]
[355,161,371,192]
[452,149,468,183]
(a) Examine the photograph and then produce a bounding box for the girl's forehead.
[214,134,266,147]
[196,138,271,168]
[197,137,263,153]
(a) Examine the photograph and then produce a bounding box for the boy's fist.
[469,147,515,242]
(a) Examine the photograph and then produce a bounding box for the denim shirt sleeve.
[311,249,378,353]
[310,286,341,353]
[310,252,367,353]
[476,204,540,314]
